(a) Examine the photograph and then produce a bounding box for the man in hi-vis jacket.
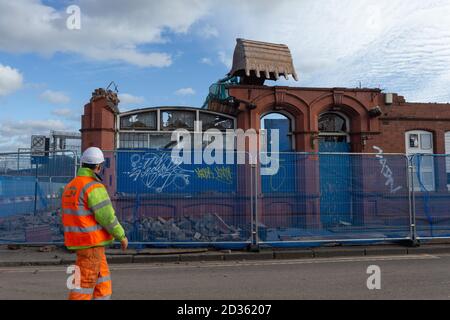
[61,147,128,300]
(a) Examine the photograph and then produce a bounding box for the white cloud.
[198,24,219,39]
[175,87,195,96]
[40,90,70,104]
[200,57,213,65]
[206,0,450,102]
[119,93,145,105]
[1,1,450,104]
[0,64,23,96]
[218,51,232,69]
[0,119,69,152]
[0,0,212,67]
[51,108,80,122]
[0,119,67,136]
[51,108,72,117]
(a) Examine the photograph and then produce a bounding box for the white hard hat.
[81,147,105,164]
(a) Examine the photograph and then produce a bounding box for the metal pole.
[407,155,413,240]
[49,176,53,210]
[409,155,418,245]
[250,161,255,246]
[73,151,78,177]
[33,161,38,216]
[249,161,259,251]
[254,162,259,247]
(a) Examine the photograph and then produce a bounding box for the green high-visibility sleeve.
[87,185,126,241]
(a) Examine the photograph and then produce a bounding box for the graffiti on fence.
[373,146,402,194]
[117,150,237,194]
[262,154,296,193]
[126,152,193,193]
[194,166,233,185]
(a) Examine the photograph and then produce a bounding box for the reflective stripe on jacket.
[62,167,125,250]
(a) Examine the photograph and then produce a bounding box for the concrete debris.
[0,211,247,243]
[123,213,245,242]
[38,245,57,252]
[194,232,202,240]
[7,244,21,250]
[0,211,64,243]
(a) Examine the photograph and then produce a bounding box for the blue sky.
[1,0,450,151]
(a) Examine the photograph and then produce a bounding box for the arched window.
[260,112,293,152]
[318,112,349,143]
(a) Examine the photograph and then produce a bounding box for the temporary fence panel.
[2,149,450,246]
[257,152,412,246]
[116,149,237,194]
[318,142,352,226]
[107,149,254,248]
[411,154,450,239]
[0,151,77,243]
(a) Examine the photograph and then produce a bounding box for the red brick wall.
[80,97,116,152]
[368,102,450,154]
[224,86,450,154]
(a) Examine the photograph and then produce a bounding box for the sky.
[1,0,450,151]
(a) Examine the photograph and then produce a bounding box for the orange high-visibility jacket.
[61,174,114,248]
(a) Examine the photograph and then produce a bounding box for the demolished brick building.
[78,38,450,241]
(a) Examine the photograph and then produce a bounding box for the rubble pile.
[0,211,63,242]
[0,211,249,243]
[91,88,120,113]
[124,213,246,242]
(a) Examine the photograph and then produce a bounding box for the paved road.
[0,254,449,300]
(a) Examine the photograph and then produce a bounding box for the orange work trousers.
[68,246,112,300]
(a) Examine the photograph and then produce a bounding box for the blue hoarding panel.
[116,150,237,194]
[261,153,297,193]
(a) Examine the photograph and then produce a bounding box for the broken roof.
[228,38,298,81]
[91,88,120,114]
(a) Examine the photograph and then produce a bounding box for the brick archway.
[310,94,368,132]
[310,94,371,152]
[249,92,309,151]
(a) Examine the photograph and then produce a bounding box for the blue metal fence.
[116,149,238,194]
[105,150,254,248]
[411,154,450,240]
[258,152,412,246]
[0,151,76,243]
[0,149,449,246]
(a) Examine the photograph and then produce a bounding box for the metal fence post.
[408,154,418,245]
[254,162,259,248]
[72,150,78,177]
[249,161,259,251]
[33,161,38,216]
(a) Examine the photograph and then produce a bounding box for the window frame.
[260,111,295,152]
[405,130,435,192]
[119,111,157,131]
[318,111,350,143]
[117,108,236,150]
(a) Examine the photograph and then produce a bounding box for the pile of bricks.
[0,211,63,242]
[124,213,245,242]
[0,211,247,243]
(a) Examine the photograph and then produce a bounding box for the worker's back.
[61,175,113,248]
[64,147,127,300]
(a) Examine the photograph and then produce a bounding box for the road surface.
[0,254,449,300]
